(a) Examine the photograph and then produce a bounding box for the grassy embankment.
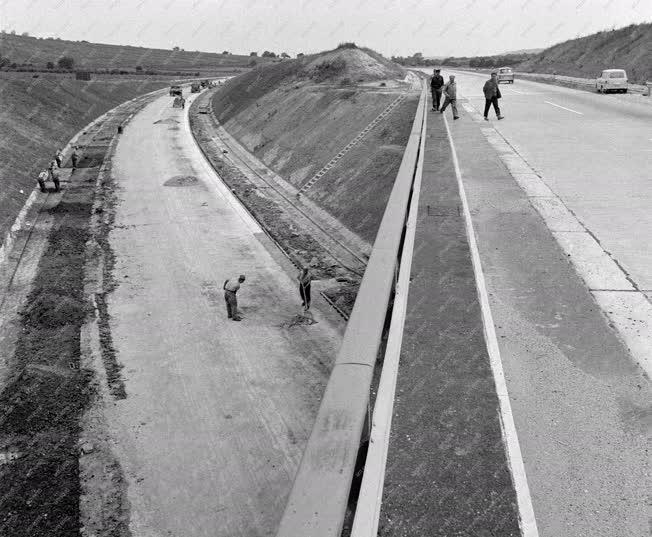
[211,46,418,245]
[433,23,651,83]
[201,45,419,313]
[518,23,651,82]
[0,75,173,241]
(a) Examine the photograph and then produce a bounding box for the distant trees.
[281,52,290,58]
[21,31,29,36]
[297,53,304,58]
[173,46,180,51]
[135,65,143,72]
[222,50,230,55]
[250,51,257,56]
[261,51,276,58]
[46,61,54,69]
[57,56,74,70]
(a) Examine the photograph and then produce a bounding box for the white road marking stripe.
[544,101,583,115]
[443,115,540,537]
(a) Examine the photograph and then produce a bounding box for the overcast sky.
[1,0,650,57]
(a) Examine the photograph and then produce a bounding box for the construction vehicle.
[191,82,201,93]
[201,79,210,88]
[169,85,182,96]
[173,96,185,109]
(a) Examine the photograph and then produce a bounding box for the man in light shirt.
[37,169,49,192]
[223,275,246,321]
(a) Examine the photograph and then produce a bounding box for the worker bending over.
[223,275,246,321]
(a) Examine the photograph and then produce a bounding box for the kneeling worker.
[223,274,246,321]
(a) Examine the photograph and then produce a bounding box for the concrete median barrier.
[275,83,427,537]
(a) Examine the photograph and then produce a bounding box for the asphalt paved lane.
[101,91,343,537]
[449,70,652,289]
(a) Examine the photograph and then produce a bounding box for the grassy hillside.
[0,74,172,240]
[0,33,262,73]
[211,45,417,244]
[519,23,652,82]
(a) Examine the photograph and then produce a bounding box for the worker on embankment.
[71,148,79,171]
[298,267,312,311]
[430,68,444,111]
[223,275,246,321]
[54,149,63,168]
[49,162,61,192]
[37,169,49,193]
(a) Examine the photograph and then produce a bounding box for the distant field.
[0,74,180,241]
[0,33,266,73]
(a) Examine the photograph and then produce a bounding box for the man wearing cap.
[223,274,246,321]
[430,68,444,111]
[483,72,504,120]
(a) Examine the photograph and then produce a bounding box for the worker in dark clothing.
[223,274,246,321]
[297,267,312,311]
[54,149,63,168]
[483,72,504,120]
[49,164,61,192]
[430,68,444,111]
[71,148,79,171]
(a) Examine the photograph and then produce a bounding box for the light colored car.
[497,67,514,84]
[596,69,628,93]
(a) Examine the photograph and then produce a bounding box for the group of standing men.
[37,147,80,193]
[430,68,505,121]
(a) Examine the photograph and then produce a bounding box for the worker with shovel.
[223,275,246,321]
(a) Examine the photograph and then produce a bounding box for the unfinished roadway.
[0,66,649,537]
[85,90,344,536]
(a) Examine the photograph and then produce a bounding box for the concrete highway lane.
[450,70,652,289]
[100,91,343,536]
[434,72,651,536]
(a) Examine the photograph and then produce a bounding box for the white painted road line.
[544,101,583,115]
[444,115,539,537]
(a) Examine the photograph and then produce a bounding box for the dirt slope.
[519,23,651,82]
[0,74,171,242]
[211,46,418,244]
[0,33,258,71]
